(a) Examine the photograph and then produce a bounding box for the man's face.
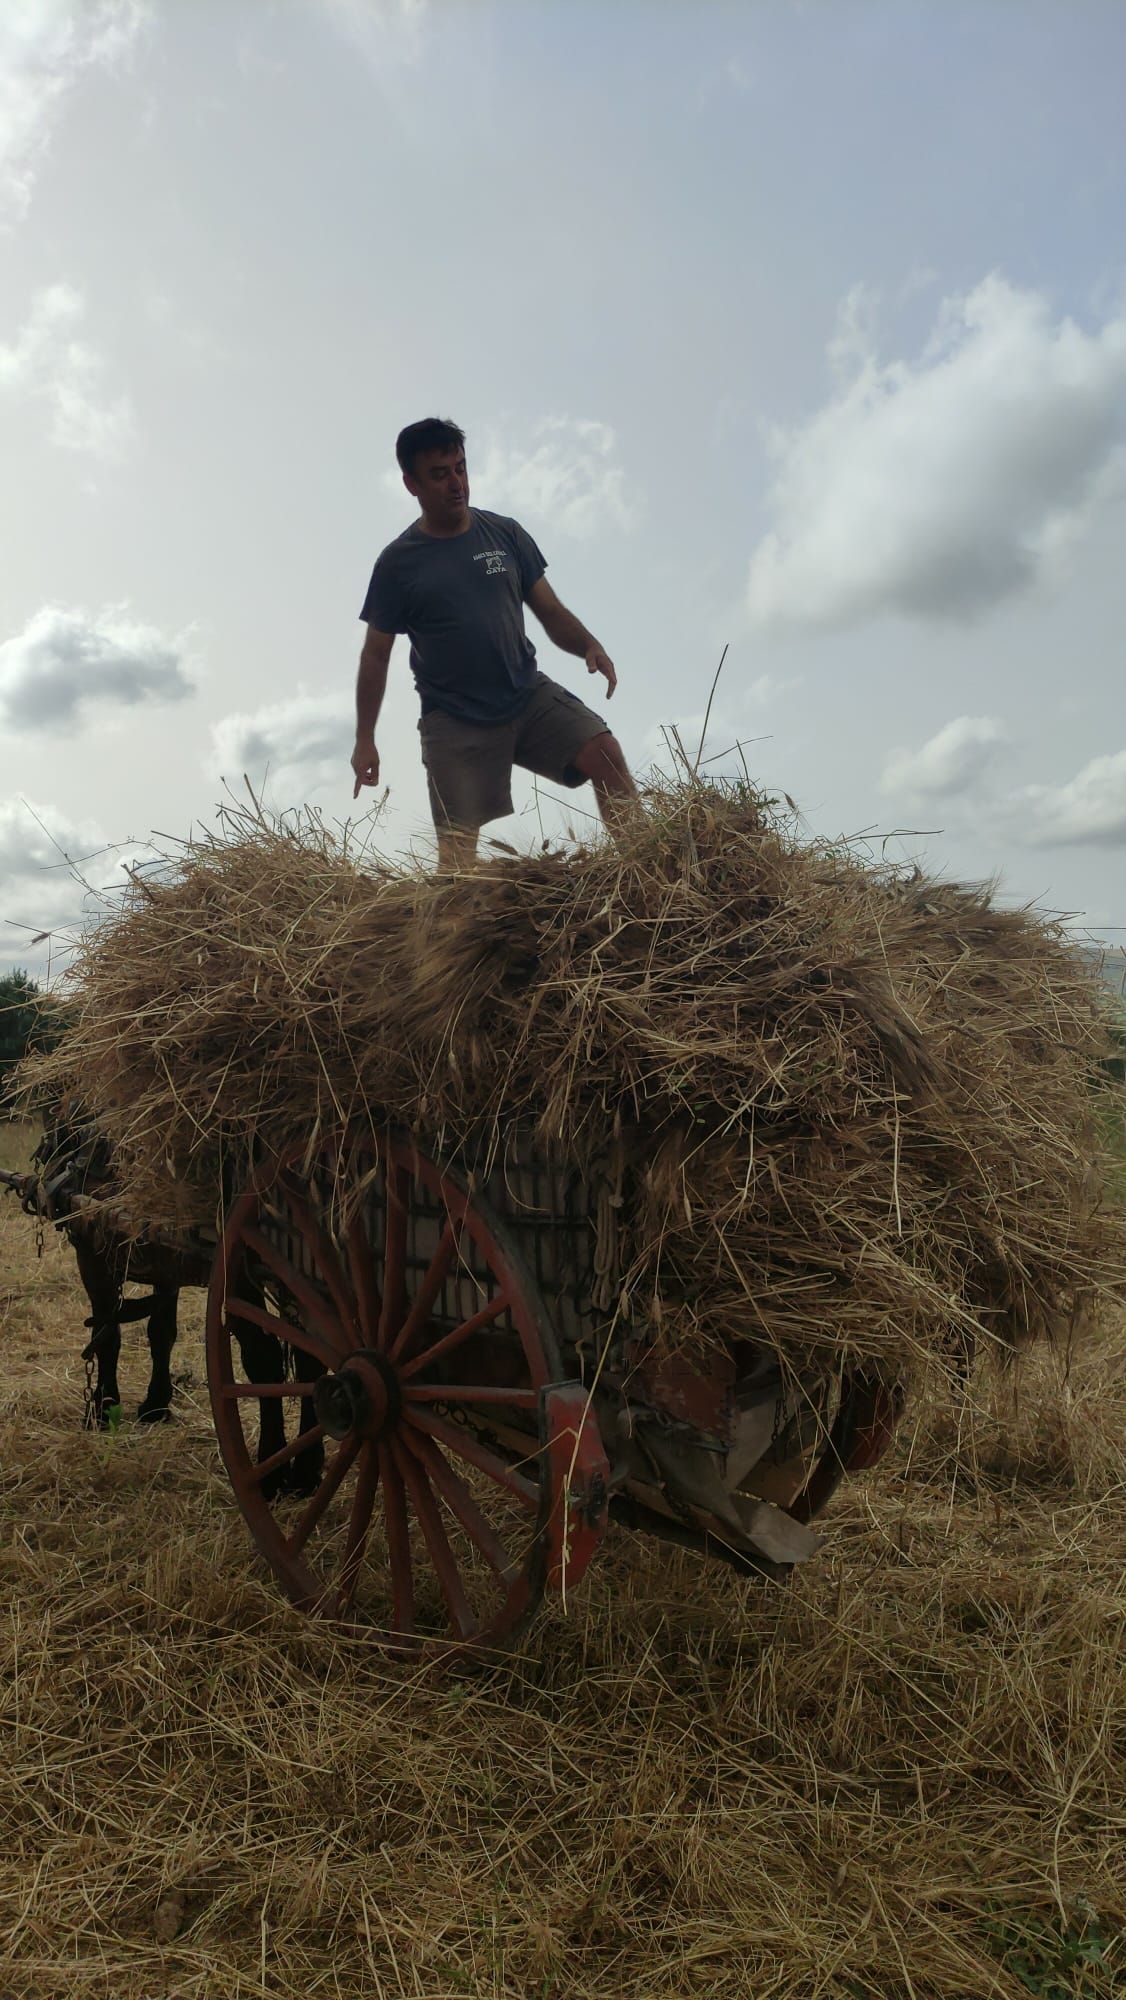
[405,447,470,526]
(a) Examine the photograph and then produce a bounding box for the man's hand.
[586,644,617,698]
[351,739,380,799]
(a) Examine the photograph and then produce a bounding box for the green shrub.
[0,970,70,1111]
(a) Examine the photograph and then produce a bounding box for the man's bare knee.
[575,733,633,793]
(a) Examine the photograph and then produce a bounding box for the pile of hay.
[25,780,1125,1383]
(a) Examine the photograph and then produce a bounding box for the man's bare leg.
[573,733,637,836]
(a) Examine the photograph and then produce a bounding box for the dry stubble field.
[0,1119,1122,2000]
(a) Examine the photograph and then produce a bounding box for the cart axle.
[312,1349,400,1441]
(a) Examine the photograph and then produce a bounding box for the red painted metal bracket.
[542,1382,611,1594]
[625,1342,736,1449]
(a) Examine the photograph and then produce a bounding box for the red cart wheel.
[206,1128,564,1655]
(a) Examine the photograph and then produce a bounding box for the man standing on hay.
[351,416,635,867]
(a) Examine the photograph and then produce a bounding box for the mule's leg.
[73,1235,123,1430]
[138,1287,178,1423]
[227,1277,326,1499]
[227,1282,293,1499]
[87,1320,123,1430]
[281,1341,326,1498]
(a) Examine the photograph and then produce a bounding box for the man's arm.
[525,576,617,697]
[352,625,394,798]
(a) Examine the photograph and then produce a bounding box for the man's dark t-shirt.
[360,509,548,724]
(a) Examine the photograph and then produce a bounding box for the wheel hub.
[313,1349,400,1442]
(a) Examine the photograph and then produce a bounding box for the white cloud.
[826,280,881,383]
[1015,749,1126,849]
[881,716,1008,800]
[641,698,771,775]
[208,692,354,804]
[0,1,148,225]
[0,284,134,458]
[882,722,1126,849]
[311,0,428,66]
[0,605,193,732]
[747,274,1126,630]
[472,418,637,539]
[744,670,801,705]
[0,795,146,970]
[642,669,800,764]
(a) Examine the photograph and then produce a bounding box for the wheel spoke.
[249,1423,326,1487]
[405,1407,540,1506]
[399,1425,515,1579]
[377,1164,411,1349]
[403,1384,538,1410]
[224,1294,340,1373]
[390,1436,477,1639]
[240,1225,351,1357]
[345,1212,382,1344]
[275,1173,362,1344]
[378,1441,414,1638]
[400,1292,511,1381]
[388,1218,463,1362]
[223,1296,296,1341]
[285,1433,362,1557]
[337,1445,380,1611]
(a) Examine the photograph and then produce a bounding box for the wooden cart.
[208,1125,900,1657]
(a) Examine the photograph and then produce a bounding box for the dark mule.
[25,1113,209,1427]
[71,1231,201,1427]
[75,1236,324,1490]
[4,1110,325,1490]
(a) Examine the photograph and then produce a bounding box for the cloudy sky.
[2,0,1125,978]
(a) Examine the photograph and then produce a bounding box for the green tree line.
[0,970,68,1109]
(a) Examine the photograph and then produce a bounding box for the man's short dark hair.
[395,417,466,476]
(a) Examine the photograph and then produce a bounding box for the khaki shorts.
[419,674,611,831]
